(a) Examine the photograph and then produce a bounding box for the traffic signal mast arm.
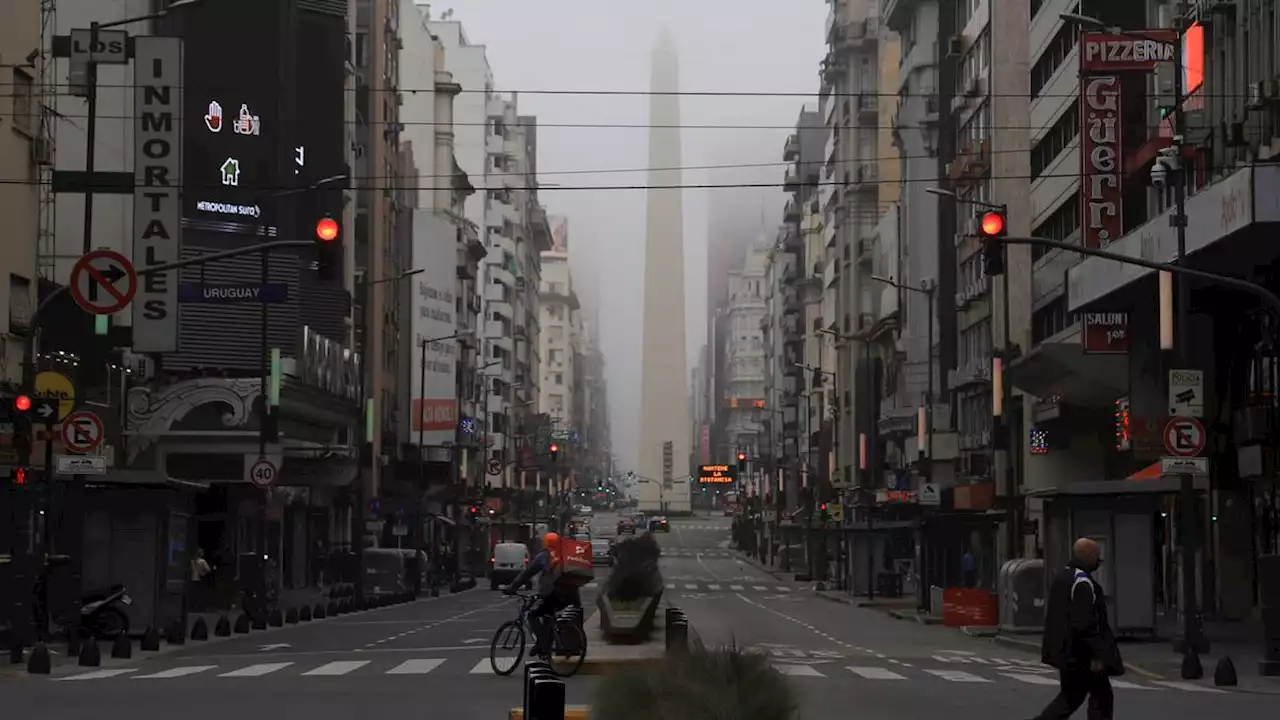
[991,236,1280,318]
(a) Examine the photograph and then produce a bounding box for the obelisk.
[637,30,690,513]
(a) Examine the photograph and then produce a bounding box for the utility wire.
[0,164,1232,191]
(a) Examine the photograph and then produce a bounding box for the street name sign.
[1160,456,1208,476]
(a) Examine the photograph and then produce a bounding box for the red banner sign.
[1081,312,1130,353]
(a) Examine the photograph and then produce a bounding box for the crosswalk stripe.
[1111,680,1159,690]
[666,583,675,589]
[133,666,217,679]
[846,666,907,680]
[753,585,767,591]
[775,587,791,592]
[1000,672,1059,685]
[301,661,370,676]
[219,663,294,678]
[924,669,991,683]
[707,584,721,590]
[774,664,825,677]
[730,585,744,590]
[1152,681,1226,693]
[55,668,138,681]
[472,658,506,674]
[386,659,445,675]
[684,584,698,589]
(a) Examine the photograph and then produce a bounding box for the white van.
[490,542,530,591]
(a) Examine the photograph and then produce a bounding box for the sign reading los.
[698,464,737,484]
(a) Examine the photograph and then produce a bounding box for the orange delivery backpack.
[551,537,595,588]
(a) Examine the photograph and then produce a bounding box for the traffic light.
[977,210,1006,275]
[819,502,830,522]
[10,394,33,465]
[8,467,29,486]
[549,443,560,462]
[13,394,31,413]
[314,216,341,280]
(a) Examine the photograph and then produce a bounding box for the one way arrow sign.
[32,398,58,422]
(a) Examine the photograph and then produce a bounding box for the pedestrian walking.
[190,549,214,611]
[961,549,976,588]
[1033,537,1124,720]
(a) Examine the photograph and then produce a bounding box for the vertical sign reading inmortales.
[132,36,183,352]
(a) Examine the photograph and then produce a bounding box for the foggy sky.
[449,0,828,472]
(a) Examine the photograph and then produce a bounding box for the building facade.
[538,248,580,428]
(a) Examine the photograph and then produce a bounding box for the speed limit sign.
[248,458,278,487]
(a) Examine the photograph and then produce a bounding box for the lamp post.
[871,274,937,611]
[1061,8,1203,676]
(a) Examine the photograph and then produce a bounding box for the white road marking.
[753,585,767,591]
[1111,680,1159,690]
[385,659,445,675]
[301,660,370,676]
[707,584,721,591]
[685,583,699,590]
[666,583,676,589]
[773,663,825,677]
[133,666,217,679]
[1152,681,1226,693]
[219,663,293,677]
[730,585,744,590]
[54,668,138,681]
[846,666,907,680]
[472,658,506,674]
[775,587,791,592]
[1001,672,1059,685]
[924,669,992,683]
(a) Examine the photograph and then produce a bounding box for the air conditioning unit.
[31,137,53,165]
[946,36,964,57]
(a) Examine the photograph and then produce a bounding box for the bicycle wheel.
[550,622,587,678]
[489,620,526,676]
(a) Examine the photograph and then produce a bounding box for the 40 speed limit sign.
[247,457,279,487]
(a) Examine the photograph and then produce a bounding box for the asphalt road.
[6,512,1274,719]
[658,515,1278,720]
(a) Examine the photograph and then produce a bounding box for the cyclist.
[503,532,581,659]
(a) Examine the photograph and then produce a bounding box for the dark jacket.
[509,548,555,598]
[1040,564,1124,676]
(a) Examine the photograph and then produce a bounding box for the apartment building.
[0,0,41,386]
[728,242,769,478]
[538,245,580,428]
[821,0,882,492]
[579,326,612,485]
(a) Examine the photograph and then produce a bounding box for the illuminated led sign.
[699,464,737,484]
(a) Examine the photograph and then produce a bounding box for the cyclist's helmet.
[542,532,560,550]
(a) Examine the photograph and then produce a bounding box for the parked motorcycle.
[76,584,132,639]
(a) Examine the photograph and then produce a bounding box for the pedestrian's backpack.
[550,538,595,587]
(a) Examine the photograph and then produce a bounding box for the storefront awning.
[1025,475,1209,496]
[1005,336,1126,407]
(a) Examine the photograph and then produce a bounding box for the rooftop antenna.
[441,8,454,20]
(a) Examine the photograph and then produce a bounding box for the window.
[1030,21,1079,99]
[959,101,990,151]
[1030,99,1079,179]
[958,318,992,366]
[11,69,34,134]
[549,349,563,364]
[957,31,990,97]
[1030,195,1080,262]
[1032,296,1077,345]
[554,372,564,385]
[354,32,369,68]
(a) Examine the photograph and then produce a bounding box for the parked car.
[591,538,614,566]
[490,542,530,591]
[617,518,636,535]
[649,517,669,533]
[578,505,594,516]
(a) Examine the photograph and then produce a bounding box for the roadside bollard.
[167,620,186,645]
[668,619,689,654]
[665,607,681,634]
[285,607,298,624]
[26,642,51,675]
[214,615,232,637]
[9,641,23,665]
[78,639,101,667]
[529,676,567,720]
[1214,656,1238,686]
[140,626,161,651]
[190,617,208,641]
[268,608,284,627]
[233,613,251,634]
[299,605,312,622]
[323,601,335,618]
[251,612,268,630]
[523,660,555,717]
[111,634,132,659]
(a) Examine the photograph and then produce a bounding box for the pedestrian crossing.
[54,656,552,682]
[671,525,730,531]
[669,582,794,593]
[660,549,734,558]
[769,662,1228,693]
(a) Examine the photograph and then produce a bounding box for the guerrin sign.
[698,464,737,484]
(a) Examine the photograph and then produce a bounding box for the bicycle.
[489,591,587,677]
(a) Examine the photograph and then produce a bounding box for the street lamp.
[1061,10,1203,676]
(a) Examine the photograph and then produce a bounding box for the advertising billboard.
[1081,312,1130,354]
[1079,30,1178,249]
[181,0,285,236]
[410,212,460,446]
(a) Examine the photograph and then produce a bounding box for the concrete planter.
[597,590,663,643]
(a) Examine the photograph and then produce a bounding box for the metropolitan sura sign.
[1079,30,1177,249]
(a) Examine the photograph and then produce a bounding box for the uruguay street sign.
[178,282,289,304]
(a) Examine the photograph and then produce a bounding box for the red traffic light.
[12,468,27,485]
[550,444,560,453]
[979,211,1006,236]
[819,503,828,511]
[315,217,339,242]
[13,394,31,412]
[736,452,746,461]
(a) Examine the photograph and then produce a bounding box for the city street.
[5,513,1276,719]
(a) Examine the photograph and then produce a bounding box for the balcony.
[856,236,875,265]
[954,275,991,308]
[784,198,801,221]
[857,93,878,119]
[820,51,846,83]
[783,133,800,161]
[947,358,993,389]
[489,266,515,288]
[851,162,879,189]
[832,17,879,51]
[948,138,991,185]
[783,166,801,192]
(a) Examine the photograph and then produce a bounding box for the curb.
[509,707,590,720]
[984,629,1166,681]
[1,585,479,676]
[731,551,795,583]
[557,655,663,675]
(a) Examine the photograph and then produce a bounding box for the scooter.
[77,584,132,639]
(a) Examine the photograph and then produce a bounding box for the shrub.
[590,639,797,720]
[605,533,663,602]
